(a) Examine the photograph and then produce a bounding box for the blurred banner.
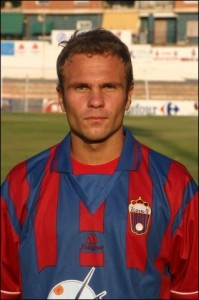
[51,29,132,46]
[40,99,198,116]
[1,97,197,116]
[126,100,198,116]
[1,39,198,80]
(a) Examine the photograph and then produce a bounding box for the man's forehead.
[65,52,121,64]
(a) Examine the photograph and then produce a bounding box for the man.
[1,28,198,299]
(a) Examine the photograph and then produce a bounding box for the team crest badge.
[129,196,151,235]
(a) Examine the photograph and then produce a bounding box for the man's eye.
[76,85,88,91]
[103,85,116,90]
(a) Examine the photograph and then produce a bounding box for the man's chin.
[81,134,109,144]
[72,129,110,144]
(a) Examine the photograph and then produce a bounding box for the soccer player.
[1,28,198,299]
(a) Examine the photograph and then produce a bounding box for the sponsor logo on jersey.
[80,234,104,267]
[47,267,107,299]
[81,234,104,251]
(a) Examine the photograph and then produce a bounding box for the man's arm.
[1,197,22,299]
[170,190,198,299]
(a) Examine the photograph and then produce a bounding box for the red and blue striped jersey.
[1,127,198,299]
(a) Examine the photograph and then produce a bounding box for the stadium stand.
[2,78,198,101]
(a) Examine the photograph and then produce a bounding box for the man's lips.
[84,116,107,120]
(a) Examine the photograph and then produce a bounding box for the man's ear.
[125,85,134,110]
[56,86,66,112]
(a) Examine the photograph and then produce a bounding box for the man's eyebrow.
[100,82,125,89]
[101,82,123,86]
[66,81,124,88]
[67,82,90,88]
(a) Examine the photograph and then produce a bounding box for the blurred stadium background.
[1,0,198,182]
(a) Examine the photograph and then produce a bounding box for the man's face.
[57,53,133,143]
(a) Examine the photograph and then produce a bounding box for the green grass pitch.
[1,113,198,184]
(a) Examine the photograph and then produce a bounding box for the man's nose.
[88,89,105,108]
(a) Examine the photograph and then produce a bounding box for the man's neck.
[70,130,125,165]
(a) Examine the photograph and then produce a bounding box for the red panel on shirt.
[126,145,152,273]
[79,201,105,232]
[34,147,61,272]
[80,252,104,267]
[8,161,29,225]
[154,161,198,299]
[71,156,119,175]
[79,201,105,266]
[170,195,198,298]
[1,199,21,299]
[164,161,191,224]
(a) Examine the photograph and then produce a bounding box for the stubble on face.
[59,54,133,159]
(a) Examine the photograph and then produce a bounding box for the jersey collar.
[51,127,141,173]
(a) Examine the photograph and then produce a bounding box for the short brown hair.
[56,28,134,92]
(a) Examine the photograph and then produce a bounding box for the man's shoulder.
[141,143,196,187]
[7,144,58,181]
